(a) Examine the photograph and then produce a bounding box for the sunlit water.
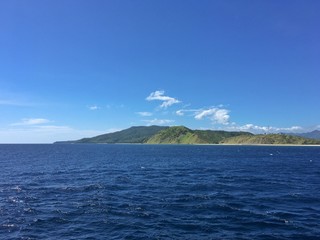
[0,144,319,239]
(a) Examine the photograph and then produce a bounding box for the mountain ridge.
[78,125,168,143]
[290,130,320,140]
[220,134,320,145]
[146,126,253,144]
[55,125,320,145]
[55,126,168,144]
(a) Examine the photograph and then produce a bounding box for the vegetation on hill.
[76,126,168,143]
[194,130,253,144]
[220,134,320,145]
[146,126,253,144]
[146,126,204,144]
[55,125,320,145]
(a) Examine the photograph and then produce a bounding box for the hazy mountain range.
[290,130,320,140]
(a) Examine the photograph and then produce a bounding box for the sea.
[0,144,319,240]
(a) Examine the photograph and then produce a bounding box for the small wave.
[57,183,106,193]
[2,223,16,228]
[11,186,22,192]
[8,196,24,204]
[115,175,131,184]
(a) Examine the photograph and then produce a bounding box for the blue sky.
[0,0,319,143]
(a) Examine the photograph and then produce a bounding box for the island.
[54,126,320,145]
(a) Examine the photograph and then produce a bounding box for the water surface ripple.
[0,144,319,239]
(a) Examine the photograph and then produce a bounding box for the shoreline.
[106,142,320,147]
[1,143,320,147]
[218,143,320,147]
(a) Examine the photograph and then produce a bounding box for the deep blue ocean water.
[0,144,319,240]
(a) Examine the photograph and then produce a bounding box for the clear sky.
[0,0,319,143]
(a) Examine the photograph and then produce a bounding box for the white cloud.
[195,109,214,120]
[214,109,230,125]
[34,125,72,131]
[226,124,303,133]
[88,105,100,110]
[0,125,117,143]
[3,117,118,143]
[176,110,184,116]
[0,99,33,107]
[176,109,198,116]
[11,118,51,126]
[146,90,180,108]
[0,100,16,105]
[176,107,230,125]
[136,112,153,117]
[194,108,230,125]
[142,118,174,126]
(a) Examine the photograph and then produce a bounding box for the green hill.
[146,126,253,144]
[194,129,254,144]
[75,125,168,143]
[146,126,203,144]
[220,134,320,145]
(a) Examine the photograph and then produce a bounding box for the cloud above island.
[142,118,174,126]
[2,117,116,143]
[176,107,230,125]
[88,105,100,110]
[140,90,307,134]
[146,90,181,108]
[10,118,51,126]
[136,112,153,117]
[225,124,303,133]
[194,108,230,125]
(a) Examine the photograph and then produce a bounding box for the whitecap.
[12,186,22,192]
[2,224,15,228]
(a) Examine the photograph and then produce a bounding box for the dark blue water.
[0,144,319,239]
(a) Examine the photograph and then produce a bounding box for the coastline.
[124,143,320,147]
[218,143,320,147]
[53,142,320,147]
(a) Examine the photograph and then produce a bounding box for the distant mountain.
[291,130,320,140]
[146,126,253,144]
[78,125,168,143]
[220,134,320,145]
[55,126,168,144]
